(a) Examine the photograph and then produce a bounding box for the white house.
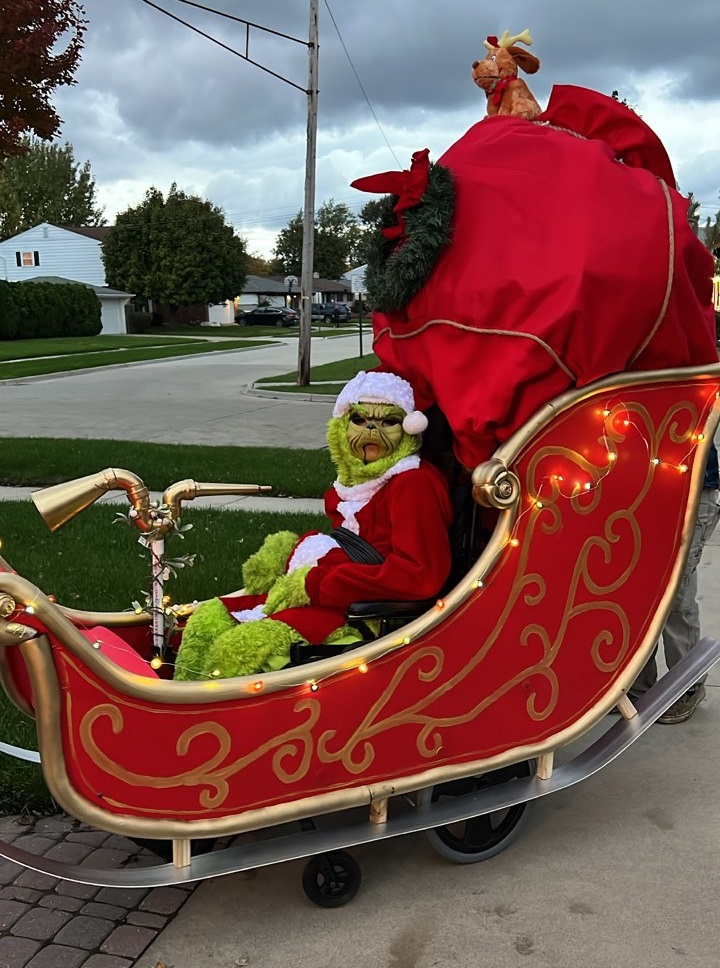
[0,222,107,286]
[0,223,132,334]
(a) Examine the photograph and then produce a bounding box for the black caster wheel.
[302,850,361,907]
[423,759,535,864]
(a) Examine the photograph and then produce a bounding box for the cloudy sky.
[53,0,720,259]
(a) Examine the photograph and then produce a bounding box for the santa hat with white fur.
[332,370,429,435]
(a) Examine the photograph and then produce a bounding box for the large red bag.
[365,86,717,468]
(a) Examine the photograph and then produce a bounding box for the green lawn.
[160,321,366,339]
[0,438,334,495]
[255,353,380,395]
[0,500,326,813]
[0,335,205,361]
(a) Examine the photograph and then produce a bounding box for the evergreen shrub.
[0,281,102,339]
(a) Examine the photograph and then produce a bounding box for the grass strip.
[255,352,380,394]
[0,335,207,362]
[161,323,357,338]
[0,340,268,379]
[0,500,326,813]
[0,438,334,495]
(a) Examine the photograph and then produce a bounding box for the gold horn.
[32,468,151,532]
[162,480,272,520]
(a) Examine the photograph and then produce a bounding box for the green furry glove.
[242,530,298,594]
[263,566,311,615]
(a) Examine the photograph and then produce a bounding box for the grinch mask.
[327,405,422,487]
[346,403,405,464]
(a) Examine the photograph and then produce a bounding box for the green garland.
[363,162,455,313]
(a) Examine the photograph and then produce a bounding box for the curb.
[245,383,337,403]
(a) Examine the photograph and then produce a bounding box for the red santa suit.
[221,456,453,645]
[366,86,717,470]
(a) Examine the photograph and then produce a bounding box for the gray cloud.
[51,0,720,249]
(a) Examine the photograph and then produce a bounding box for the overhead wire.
[136,0,307,92]
[322,0,400,167]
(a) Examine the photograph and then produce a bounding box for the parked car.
[236,307,299,328]
[311,302,350,325]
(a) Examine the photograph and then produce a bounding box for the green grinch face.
[346,403,405,464]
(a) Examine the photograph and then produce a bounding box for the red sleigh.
[1,364,720,905]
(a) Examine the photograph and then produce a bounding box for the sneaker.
[657,684,706,725]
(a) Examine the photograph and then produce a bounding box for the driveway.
[0,335,365,448]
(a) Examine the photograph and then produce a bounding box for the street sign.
[351,270,366,296]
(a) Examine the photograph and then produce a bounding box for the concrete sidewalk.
[0,485,324,515]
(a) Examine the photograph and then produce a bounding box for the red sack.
[371,86,716,468]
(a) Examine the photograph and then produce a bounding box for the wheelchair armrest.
[345,599,436,621]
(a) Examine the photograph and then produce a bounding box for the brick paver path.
[0,815,196,968]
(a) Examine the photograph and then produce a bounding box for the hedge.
[0,280,102,339]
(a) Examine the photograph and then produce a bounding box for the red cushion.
[79,626,159,679]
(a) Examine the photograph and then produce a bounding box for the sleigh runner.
[1,365,719,901]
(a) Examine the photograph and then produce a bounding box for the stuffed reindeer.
[471,29,541,120]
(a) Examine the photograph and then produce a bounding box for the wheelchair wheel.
[302,850,362,907]
[423,759,534,864]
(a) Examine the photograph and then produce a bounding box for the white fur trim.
[333,371,424,434]
[287,533,341,572]
[230,604,268,623]
[334,454,420,532]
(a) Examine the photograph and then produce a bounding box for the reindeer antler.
[483,28,533,51]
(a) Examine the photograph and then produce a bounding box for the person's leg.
[656,488,720,723]
[630,488,719,702]
[663,488,720,677]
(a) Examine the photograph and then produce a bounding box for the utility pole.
[298,0,319,386]
[137,0,320,384]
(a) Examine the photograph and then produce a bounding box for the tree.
[0,136,104,239]
[273,199,359,279]
[102,184,248,312]
[0,1,87,159]
[245,252,273,276]
[686,191,702,235]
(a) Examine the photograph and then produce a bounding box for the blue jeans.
[632,487,720,695]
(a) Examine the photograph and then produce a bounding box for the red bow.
[490,73,517,106]
[351,148,431,242]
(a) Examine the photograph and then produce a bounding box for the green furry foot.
[202,618,307,680]
[323,623,365,647]
[173,598,235,681]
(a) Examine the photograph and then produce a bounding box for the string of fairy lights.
[2,390,716,695]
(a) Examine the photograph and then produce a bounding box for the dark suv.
[311,302,350,325]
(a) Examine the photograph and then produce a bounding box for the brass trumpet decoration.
[31,469,272,655]
[32,469,271,535]
[32,468,153,533]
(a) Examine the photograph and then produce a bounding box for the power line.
[136,0,308,92]
[322,0,400,167]
[170,0,307,45]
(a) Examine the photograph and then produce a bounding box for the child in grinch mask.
[174,371,453,681]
